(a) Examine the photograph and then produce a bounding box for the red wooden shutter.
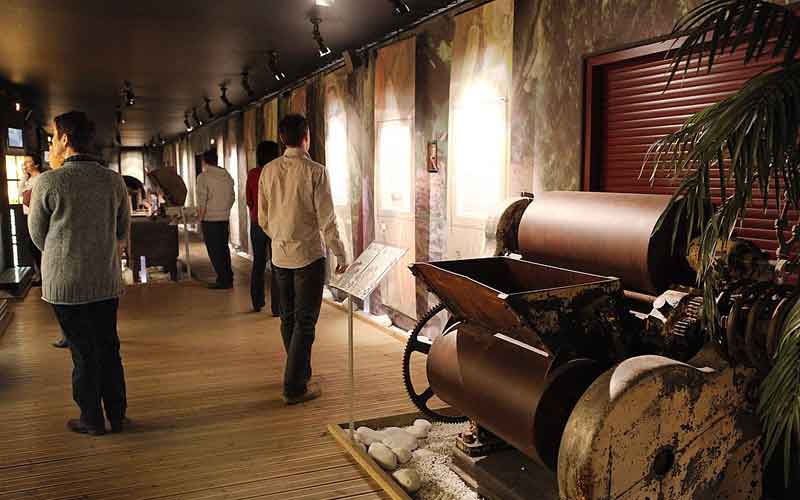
[589,43,790,254]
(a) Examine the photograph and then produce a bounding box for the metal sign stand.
[180,207,192,281]
[330,242,407,439]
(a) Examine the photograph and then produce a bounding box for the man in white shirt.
[196,149,235,289]
[258,114,348,404]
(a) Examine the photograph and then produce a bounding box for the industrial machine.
[402,191,791,499]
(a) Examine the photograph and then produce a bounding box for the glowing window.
[5,155,24,205]
[377,120,413,214]
[325,112,350,207]
[451,83,507,221]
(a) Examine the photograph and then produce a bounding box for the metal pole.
[182,207,192,281]
[348,295,355,439]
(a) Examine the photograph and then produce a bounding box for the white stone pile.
[351,419,433,494]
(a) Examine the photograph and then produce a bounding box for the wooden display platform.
[328,411,559,500]
[328,411,443,500]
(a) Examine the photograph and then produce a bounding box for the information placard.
[330,242,407,300]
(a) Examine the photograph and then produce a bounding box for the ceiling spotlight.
[389,0,411,15]
[123,81,136,106]
[158,134,166,145]
[47,135,52,144]
[15,102,21,112]
[311,17,331,57]
[184,111,193,132]
[241,69,255,98]
[267,51,287,81]
[204,96,215,119]
[220,83,233,108]
[192,107,203,127]
[210,138,216,145]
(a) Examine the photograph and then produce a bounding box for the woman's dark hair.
[25,153,43,171]
[54,111,95,153]
[202,149,218,166]
[278,114,309,148]
[256,140,280,166]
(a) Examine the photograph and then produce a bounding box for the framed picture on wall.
[7,127,24,149]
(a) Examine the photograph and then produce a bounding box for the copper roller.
[517,191,693,294]
[427,324,604,469]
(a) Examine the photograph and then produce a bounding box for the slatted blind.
[594,44,790,254]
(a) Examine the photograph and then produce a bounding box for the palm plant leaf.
[646,0,800,485]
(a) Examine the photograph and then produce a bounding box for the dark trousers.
[274,258,326,397]
[202,221,233,286]
[249,224,280,314]
[52,298,126,426]
[29,240,42,276]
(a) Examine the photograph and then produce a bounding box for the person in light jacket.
[258,114,348,405]
[196,149,235,289]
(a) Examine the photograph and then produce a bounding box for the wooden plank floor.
[0,244,424,500]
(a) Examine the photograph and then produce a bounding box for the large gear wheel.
[402,303,468,423]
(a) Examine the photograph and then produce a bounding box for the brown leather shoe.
[282,381,322,405]
[67,419,105,436]
[52,337,69,348]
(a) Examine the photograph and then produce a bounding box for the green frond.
[647,0,800,486]
[666,0,800,89]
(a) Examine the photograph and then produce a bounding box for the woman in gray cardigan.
[28,111,131,436]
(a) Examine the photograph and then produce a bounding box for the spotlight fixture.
[204,96,215,119]
[389,0,411,15]
[210,138,216,145]
[267,51,287,81]
[184,111,194,132]
[47,135,52,144]
[192,107,203,127]
[311,17,331,57]
[157,133,166,145]
[14,102,21,112]
[241,69,255,98]
[123,81,136,106]
[219,83,233,109]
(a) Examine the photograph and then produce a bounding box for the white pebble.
[414,419,432,432]
[368,442,398,471]
[406,425,428,439]
[392,447,412,464]
[381,427,418,452]
[392,468,422,493]
[356,426,384,445]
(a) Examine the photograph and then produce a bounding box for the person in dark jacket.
[245,141,281,314]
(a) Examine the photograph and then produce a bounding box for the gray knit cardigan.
[28,157,131,305]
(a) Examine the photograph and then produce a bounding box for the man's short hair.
[278,114,309,148]
[257,140,280,166]
[202,149,218,166]
[54,111,95,153]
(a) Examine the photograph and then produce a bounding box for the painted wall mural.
[375,36,417,320]
[447,0,513,260]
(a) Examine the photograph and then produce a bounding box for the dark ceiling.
[1,0,455,147]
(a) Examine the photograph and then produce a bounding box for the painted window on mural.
[121,150,145,183]
[5,155,24,205]
[377,119,413,215]
[451,82,507,221]
[325,111,350,207]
